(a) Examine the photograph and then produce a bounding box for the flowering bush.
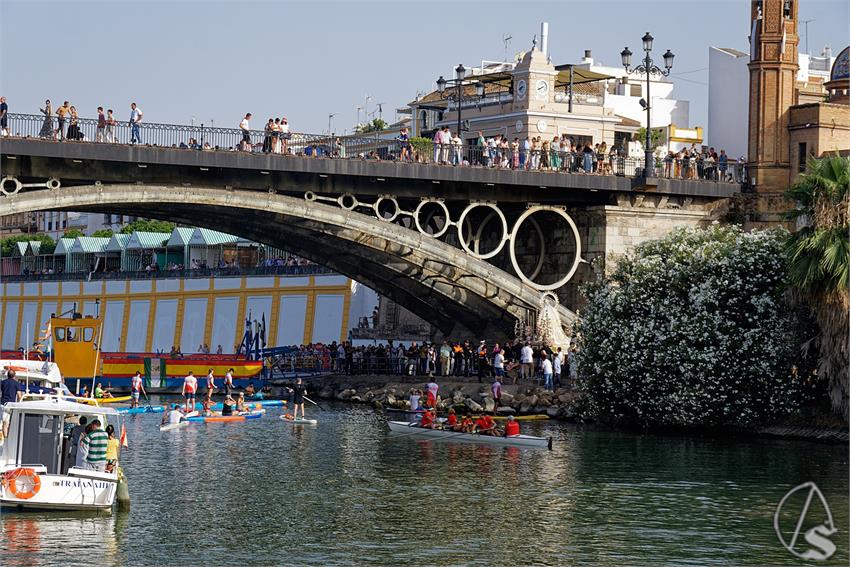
[575,225,803,427]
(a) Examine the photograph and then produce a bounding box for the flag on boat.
[120,422,128,448]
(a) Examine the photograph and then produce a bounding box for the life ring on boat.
[3,467,42,500]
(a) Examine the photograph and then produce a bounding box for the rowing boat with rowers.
[386,421,552,450]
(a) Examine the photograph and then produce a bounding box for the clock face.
[536,119,548,133]
[516,79,527,99]
[535,79,550,100]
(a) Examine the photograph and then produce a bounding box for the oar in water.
[303,396,326,411]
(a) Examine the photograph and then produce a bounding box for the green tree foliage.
[63,228,85,239]
[785,156,849,416]
[635,127,664,147]
[576,225,805,427]
[0,233,56,256]
[119,220,176,234]
[357,118,388,134]
[91,229,115,238]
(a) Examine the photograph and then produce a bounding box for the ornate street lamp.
[434,64,484,138]
[621,32,674,178]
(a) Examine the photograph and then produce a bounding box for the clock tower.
[512,43,557,116]
[747,0,799,194]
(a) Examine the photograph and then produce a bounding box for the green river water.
[1,400,847,566]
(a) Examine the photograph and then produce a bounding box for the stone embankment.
[272,374,583,419]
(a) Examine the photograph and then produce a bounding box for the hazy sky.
[1,0,847,135]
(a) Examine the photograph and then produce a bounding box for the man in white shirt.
[129,102,143,144]
[541,353,553,391]
[553,350,562,390]
[520,343,534,382]
[239,113,252,151]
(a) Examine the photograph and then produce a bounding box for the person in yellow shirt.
[104,424,120,472]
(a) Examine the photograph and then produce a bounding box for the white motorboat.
[387,420,553,450]
[1,359,73,399]
[0,398,126,511]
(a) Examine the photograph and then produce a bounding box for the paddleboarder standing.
[182,371,198,413]
[224,368,234,396]
[206,369,217,400]
[291,377,307,420]
[130,371,146,409]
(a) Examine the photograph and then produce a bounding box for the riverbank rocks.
[465,398,483,412]
[483,397,496,413]
[496,406,516,415]
[319,386,334,399]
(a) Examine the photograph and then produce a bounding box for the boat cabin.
[51,314,102,380]
[0,398,120,510]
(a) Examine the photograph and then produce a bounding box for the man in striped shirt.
[84,419,109,472]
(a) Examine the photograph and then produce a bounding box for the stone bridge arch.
[4,183,577,339]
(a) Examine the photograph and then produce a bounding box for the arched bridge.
[0,137,739,339]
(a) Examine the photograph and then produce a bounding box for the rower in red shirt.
[460,415,474,433]
[474,414,497,436]
[504,415,520,437]
[419,408,436,429]
[444,408,458,429]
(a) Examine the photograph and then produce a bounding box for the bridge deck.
[1,138,739,204]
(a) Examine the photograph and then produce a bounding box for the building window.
[798,142,807,172]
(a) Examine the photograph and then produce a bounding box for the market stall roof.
[188,228,239,246]
[27,241,42,256]
[69,237,110,254]
[11,241,29,257]
[105,234,131,253]
[125,231,170,250]
[54,238,75,256]
[166,227,195,248]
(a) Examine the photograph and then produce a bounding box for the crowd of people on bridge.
[0,97,744,183]
[271,339,579,391]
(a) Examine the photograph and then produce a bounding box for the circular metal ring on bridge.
[47,178,61,190]
[337,193,359,210]
[304,191,317,202]
[508,206,582,292]
[373,196,400,223]
[414,199,451,238]
[456,202,509,259]
[0,177,23,196]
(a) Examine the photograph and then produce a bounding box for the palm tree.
[785,156,850,417]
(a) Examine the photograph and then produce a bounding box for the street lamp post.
[436,64,485,137]
[621,32,674,177]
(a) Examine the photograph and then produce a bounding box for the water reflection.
[1,402,846,566]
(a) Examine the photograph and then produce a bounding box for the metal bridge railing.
[2,113,745,184]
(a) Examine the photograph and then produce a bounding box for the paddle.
[303,395,326,411]
[142,390,154,412]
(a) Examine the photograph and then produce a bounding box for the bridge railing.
[1,264,335,282]
[2,113,746,183]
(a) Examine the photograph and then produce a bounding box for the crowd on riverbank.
[272,339,578,391]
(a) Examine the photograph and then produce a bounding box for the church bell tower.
[747,0,799,195]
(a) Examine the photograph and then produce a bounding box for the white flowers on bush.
[576,225,801,427]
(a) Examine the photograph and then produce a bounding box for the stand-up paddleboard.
[280,415,318,425]
[159,421,189,432]
[118,406,165,414]
[194,399,286,411]
[186,415,246,423]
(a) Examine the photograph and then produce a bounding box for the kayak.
[243,411,263,420]
[280,416,318,425]
[117,406,165,414]
[186,415,246,423]
[73,395,133,405]
[387,421,552,450]
[159,421,189,432]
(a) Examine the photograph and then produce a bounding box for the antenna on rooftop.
[502,33,512,62]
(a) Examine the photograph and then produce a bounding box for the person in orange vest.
[419,408,436,429]
[474,414,498,436]
[444,408,458,429]
[460,414,474,433]
[504,415,520,437]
